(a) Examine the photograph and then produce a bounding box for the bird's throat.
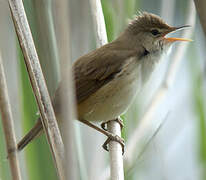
[140,48,164,84]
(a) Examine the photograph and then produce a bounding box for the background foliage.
[0,0,205,179]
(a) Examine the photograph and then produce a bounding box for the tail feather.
[18,119,43,151]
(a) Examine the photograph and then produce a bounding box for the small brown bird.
[18,12,191,151]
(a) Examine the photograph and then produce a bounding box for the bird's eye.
[150,29,160,36]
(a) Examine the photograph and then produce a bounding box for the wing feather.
[74,44,137,103]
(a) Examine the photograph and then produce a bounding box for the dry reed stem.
[0,53,22,180]
[89,0,124,179]
[54,0,78,179]
[8,0,65,179]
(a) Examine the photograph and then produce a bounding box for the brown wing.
[73,43,137,104]
[53,42,144,111]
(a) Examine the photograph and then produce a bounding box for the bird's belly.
[78,60,141,122]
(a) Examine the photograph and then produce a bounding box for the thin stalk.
[8,0,65,179]
[89,0,124,179]
[108,121,124,180]
[54,0,78,179]
[89,0,108,47]
[0,53,22,180]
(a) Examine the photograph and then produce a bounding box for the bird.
[17,12,191,152]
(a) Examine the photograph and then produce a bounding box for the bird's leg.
[101,117,124,131]
[79,118,125,154]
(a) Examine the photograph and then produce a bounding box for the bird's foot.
[79,118,125,154]
[101,117,124,131]
[101,118,125,154]
[102,133,125,154]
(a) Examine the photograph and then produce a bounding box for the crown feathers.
[127,12,171,34]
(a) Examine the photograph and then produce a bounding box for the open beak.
[164,25,192,42]
[165,37,193,42]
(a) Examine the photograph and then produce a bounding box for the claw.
[102,134,125,155]
[101,121,107,131]
[101,117,124,131]
[78,118,125,154]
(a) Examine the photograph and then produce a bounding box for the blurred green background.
[0,0,205,180]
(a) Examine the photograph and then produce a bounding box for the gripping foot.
[102,134,125,154]
[101,117,124,131]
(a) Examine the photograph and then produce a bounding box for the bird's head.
[126,12,191,54]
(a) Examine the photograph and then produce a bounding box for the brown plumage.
[18,12,190,151]
[18,40,142,151]
[127,12,170,33]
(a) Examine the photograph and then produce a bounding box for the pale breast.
[77,57,142,122]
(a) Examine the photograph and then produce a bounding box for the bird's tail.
[17,118,43,151]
